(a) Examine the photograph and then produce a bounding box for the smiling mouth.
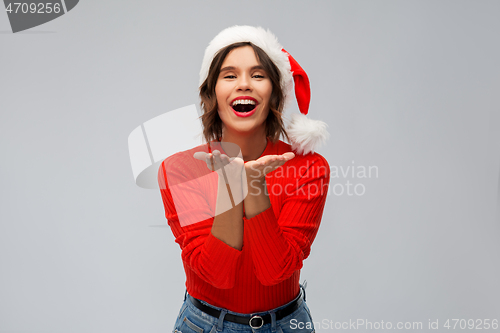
[232,99,257,113]
[232,104,256,113]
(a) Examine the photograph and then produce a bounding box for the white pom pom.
[286,113,330,155]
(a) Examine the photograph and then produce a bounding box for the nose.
[236,73,252,91]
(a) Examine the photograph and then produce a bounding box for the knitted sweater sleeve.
[158,154,242,289]
[244,154,330,286]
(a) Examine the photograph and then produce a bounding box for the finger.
[213,153,224,166]
[205,153,214,171]
[270,153,294,166]
[266,157,288,169]
[215,154,229,167]
[267,155,283,165]
[214,150,230,166]
[193,152,207,161]
[265,155,278,164]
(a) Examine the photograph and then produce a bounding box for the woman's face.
[215,45,272,138]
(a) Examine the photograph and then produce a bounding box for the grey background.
[1,1,499,332]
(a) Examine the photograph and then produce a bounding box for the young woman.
[158,26,330,333]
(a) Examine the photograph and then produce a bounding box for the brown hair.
[199,42,290,144]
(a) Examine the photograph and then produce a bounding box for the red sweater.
[158,137,330,314]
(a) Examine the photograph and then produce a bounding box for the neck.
[221,127,268,162]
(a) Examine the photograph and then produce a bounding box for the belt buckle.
[249,315,264,329]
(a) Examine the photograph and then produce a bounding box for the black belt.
[189,294,301,329]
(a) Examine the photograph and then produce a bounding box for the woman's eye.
[222,74,265,79]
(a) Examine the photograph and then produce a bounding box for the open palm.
[244,152,295,182]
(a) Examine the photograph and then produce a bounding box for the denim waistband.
[183,283,307,330]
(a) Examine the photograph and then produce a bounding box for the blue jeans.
[172,285,315,333]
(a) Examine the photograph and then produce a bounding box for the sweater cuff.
[204,231,242,268]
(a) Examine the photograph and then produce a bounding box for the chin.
[229,126,256,134]
[225,123,262,135]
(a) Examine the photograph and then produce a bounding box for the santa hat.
[199,25,329,155]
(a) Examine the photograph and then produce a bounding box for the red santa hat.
[199,25,329,155]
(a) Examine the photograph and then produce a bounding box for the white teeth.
[232,99,256,106]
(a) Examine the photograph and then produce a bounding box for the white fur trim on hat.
[286,113,330,155]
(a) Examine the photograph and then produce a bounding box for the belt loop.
[301,280,307,303]
[270,311,277,332]
[184,289,187,302]
[217,309,227,331]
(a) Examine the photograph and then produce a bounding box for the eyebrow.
[220,65,265,73]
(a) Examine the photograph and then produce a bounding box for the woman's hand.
[242,152,295,218]
[194,149,245,212]
[244,152,295,183]
[193,150,245,185]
